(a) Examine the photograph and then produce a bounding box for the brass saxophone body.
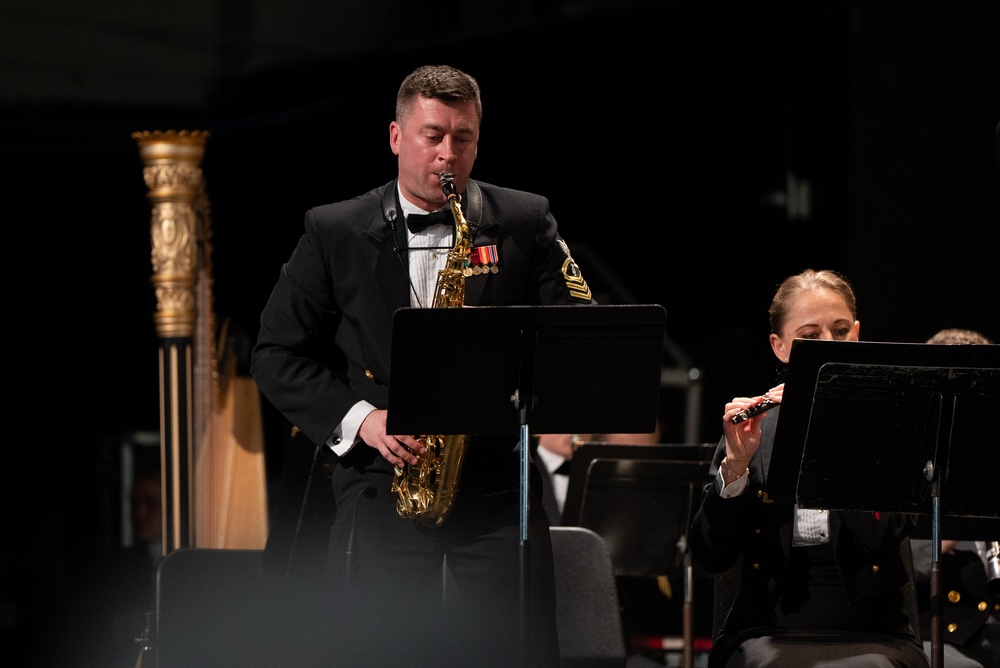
[390,172,471,527]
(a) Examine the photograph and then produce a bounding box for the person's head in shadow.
[927,328,992,345]
[129,466,162,563]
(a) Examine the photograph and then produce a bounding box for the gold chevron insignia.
[561,257,592,301]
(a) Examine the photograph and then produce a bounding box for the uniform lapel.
[370,181,410,326]
[462,180,494,305]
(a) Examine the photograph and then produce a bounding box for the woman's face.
[769,287,860,363]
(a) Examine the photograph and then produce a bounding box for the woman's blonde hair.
[768,269,857,335]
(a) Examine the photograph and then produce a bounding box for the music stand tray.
[562,443,716,577]
[768,339,1000,519]
[563,442,716,666]
[386,304,667,436]
[766,339,1000,668]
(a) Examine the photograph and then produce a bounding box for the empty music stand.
[768,339,1000,668]
[387,303,667,662]
[562,442,716,668]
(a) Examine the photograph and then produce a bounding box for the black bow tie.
[406,209,454,233]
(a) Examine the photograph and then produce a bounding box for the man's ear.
[389,121,401,155]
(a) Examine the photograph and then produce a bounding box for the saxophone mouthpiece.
[439,172,457,198]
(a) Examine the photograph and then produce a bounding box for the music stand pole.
[515,390,531,666]
[681,467,699,668]
[916,403,945,668]
[681,540,694,668]
[929,493,943,668]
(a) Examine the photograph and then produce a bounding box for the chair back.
[155,548,265,667]
[550,526,627,667]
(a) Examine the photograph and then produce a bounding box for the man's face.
[389,95,479,211]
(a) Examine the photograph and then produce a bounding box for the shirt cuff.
[328,400,377,457]
[717,468,749,499]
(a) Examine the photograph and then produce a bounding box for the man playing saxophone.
[251,64,594,667]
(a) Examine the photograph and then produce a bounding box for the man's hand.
[358,409,424,468]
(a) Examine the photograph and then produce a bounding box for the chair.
[550,526,627,667]
[154,548,267,668]
[152,531,629,667]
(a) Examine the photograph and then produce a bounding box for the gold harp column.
[133,129,210,553]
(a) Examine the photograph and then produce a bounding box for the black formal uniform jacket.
[251,178,594,461]
[912,538,999,647]
[689,406,923,662]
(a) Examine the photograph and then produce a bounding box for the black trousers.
[325,443,560,668]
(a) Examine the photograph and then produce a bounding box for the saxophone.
[986,541,1000,596]
[390,172,471,527]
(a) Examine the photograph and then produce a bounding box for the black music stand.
[387,304,666,662]
[768,339,1000,668]
[562,443,716,668]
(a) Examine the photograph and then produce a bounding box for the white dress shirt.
[327,187,452,456]
[535,445,571,516]
[718,467,830,546]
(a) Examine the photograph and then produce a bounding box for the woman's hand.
[720,383,783,483]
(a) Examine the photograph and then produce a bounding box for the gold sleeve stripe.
[561,258,592,301]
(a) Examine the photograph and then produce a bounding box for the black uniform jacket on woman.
[689,406,924,664]
[251,178,595,459]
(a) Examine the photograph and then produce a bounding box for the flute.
[730,397,778,424]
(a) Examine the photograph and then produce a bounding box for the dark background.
[2,0,999,659]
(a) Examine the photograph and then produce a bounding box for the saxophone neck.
[449,197,468,227]
[439,172,469,244]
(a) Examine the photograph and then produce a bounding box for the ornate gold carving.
[133,130,210,339]
[151,202,196,274]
